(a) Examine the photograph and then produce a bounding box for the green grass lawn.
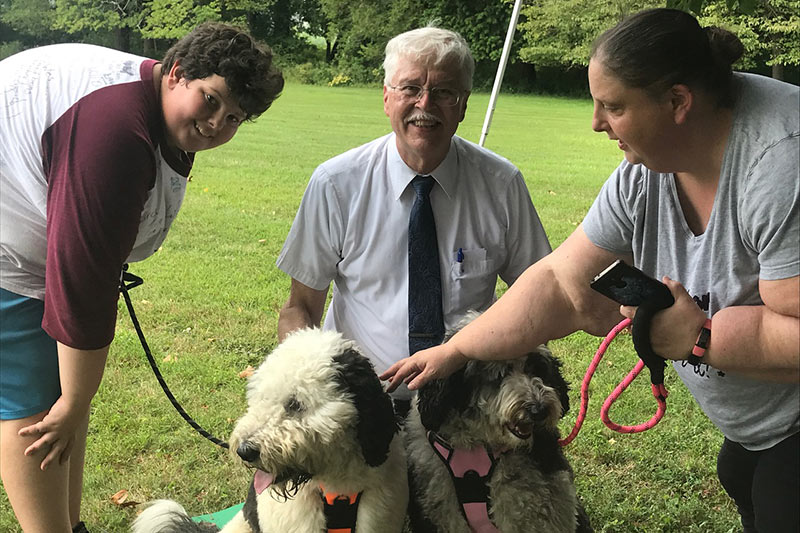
[0,83,740,532]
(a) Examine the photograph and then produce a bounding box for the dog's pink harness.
[428,431,502,533]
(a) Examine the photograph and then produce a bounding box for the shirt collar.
[388,133,459,200]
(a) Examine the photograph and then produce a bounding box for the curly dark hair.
[162,22,284,120]
[591,8,744,108]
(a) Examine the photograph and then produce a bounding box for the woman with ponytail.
[384,9,799,531]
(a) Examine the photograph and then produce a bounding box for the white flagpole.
[479,0,523,147]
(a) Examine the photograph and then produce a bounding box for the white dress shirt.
[277,133,551,396]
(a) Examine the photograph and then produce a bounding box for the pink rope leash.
[559,318,668,447]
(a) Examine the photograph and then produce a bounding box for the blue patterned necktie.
[408,175,444,355]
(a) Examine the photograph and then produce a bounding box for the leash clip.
[120,263,143,291]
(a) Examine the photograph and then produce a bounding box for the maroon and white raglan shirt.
[0,43,193,350]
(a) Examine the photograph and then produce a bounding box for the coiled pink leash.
[559,318,668,447]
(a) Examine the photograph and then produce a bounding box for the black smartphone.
[590,259,673,307]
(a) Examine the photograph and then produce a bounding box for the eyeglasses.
[387,84,462,107]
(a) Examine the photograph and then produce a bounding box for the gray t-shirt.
[583,72,799,450]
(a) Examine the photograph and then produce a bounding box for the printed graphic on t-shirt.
[680,291,726,378]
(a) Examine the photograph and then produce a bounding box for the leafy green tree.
[1,0,68,56]
[695,0,799,79]
[141,0,221,40]
[313,0,522,84]
[417,0,514,63]
[52,0,145,51]
[667,0,759,13]
[518,0,661,68]
[517,0,797,80]
[1,0,58,39]
[315,0,415,79]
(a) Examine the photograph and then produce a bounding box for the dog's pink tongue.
[253,470,274,495]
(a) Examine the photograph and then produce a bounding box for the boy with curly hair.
[0,22,283,532]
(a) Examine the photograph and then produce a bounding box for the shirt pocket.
[446,247,497,315]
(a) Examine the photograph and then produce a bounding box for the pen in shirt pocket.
[457,248,464,263]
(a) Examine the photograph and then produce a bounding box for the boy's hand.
[18,396,87,470]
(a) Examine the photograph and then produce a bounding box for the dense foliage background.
[1,0,798,93]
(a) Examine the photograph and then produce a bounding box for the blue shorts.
[0,288,61,420]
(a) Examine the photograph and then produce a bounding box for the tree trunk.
[326,39,338,63]
[115,26,132,53]
[772,63,784,80]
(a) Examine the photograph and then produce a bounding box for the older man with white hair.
[275,26,551,410]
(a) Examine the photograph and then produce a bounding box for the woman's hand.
[620,276,706,361]
[17,395,88,470]
[381,344,469,391]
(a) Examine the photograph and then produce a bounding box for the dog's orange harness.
[428,431,503,533]
[320,485,362,533]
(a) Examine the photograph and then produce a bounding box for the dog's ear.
[417,368,468,431]
[524,349,571,417]
[333,349,399,467]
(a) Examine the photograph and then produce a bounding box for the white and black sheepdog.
[132,328,408,533]
[404,312,592,533]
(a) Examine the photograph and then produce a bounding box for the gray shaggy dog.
[404,312,592,533]
[132,328,408,533]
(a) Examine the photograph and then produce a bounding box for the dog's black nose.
[237,441,260,463]
[528,402,550,424]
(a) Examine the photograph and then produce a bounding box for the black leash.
[119,265,229,450]
[630,285,675,386]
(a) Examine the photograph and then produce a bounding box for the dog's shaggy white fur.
[132,328,408,533]
[404,313,592,533]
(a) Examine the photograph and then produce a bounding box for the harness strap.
[320,486,362,533]
[427,432,500,533]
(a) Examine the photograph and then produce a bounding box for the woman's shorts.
[0,288,61,420]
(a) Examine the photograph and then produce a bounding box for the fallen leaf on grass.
[111,489,128,504]
[110,489,140,508]
[239,365,255,379]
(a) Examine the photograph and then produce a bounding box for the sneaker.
[72,522,89,533]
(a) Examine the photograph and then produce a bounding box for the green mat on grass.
[192,503,244,526]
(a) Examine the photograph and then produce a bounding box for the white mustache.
[404,112,442,125]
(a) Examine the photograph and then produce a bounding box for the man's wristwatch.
[687,319,712,366]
